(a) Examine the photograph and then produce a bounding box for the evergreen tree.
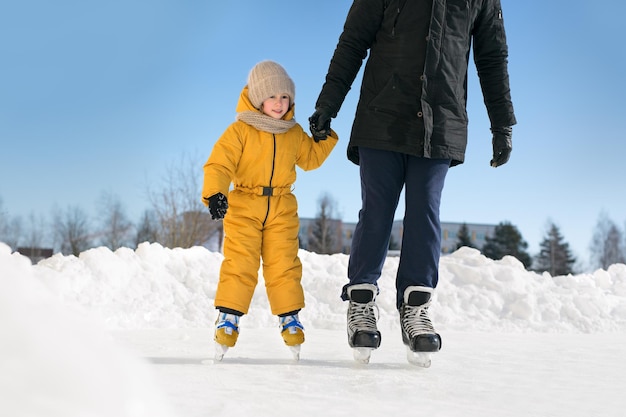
[534,222,576,276]
[482,221,532,269]
[456,223,475,249]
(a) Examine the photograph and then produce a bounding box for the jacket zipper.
[262,134,276,226]
[391,0,408,37]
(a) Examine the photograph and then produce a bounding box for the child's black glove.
[490,126,513,167]
[207,193,228,220]
[308,107,334,142]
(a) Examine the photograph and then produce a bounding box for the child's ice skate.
[279,314,304,361]
[214,312,240,361]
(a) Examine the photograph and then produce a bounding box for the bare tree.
[135,209,159,246]
[590,211,625,269]
[308,193,341,254]
[53,205,93,256]
[98,191,133,250]
[22,211,48,249]
[0,198,22,250]
[148,153,220,248]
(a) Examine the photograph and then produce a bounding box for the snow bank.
[0,243,175,417]
[18,242,626,333]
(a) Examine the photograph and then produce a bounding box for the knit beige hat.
[247,60,295,109]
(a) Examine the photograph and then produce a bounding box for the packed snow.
[1,241,625,417]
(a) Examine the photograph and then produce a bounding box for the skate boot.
[346,283,381,363]
[214,312,240,361]
[400,286,441,367]
[279,313,305,360]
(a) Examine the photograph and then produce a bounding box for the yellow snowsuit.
[202,86,338,315]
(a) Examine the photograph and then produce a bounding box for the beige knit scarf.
[236,111,296,134]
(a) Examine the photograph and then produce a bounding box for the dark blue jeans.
[343,147,450,309]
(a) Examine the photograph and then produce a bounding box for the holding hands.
[308,107,334,142]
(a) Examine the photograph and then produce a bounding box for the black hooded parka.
[316,0,517,166]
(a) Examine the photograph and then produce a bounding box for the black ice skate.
[400,286,441,367]
[346,284,381,363]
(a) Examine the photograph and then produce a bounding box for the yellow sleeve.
[201,124,243,205]
[295,125,339,171]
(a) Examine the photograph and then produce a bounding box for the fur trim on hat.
[247,61,295,109]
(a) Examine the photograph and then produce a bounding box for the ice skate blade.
[353,347,374,364]
[214,342,229,361]
[288,345,301,361]
[406,347,431,368]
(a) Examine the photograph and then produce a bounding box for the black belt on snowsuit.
[234,185,293,196]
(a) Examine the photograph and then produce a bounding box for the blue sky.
[1,0,625,269]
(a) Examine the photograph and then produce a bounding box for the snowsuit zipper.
[262,134,276,226]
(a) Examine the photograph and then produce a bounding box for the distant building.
[440,222,495,254]
[17,247,53,264]
[299,218,495,255]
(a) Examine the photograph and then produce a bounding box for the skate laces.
[402,304,435,336]
[348,300,379,332]
[280,314,304,334]
[216,313,239,334]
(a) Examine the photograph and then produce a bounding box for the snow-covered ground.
[2,242,625,417]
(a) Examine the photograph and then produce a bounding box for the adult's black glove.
[490,126,513,167]
[207,192,228,220]
[308,107,333,142]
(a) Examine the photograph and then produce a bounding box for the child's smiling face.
[262,93,290,119]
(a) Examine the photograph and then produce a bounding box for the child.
[202,60,338,360]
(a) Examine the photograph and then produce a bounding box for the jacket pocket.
[442,0,470,52]
[366,73,420,117]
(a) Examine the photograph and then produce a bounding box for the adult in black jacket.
[309,0,516,364]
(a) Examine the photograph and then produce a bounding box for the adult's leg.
[343,147,405,301]
[395,156,450,308]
